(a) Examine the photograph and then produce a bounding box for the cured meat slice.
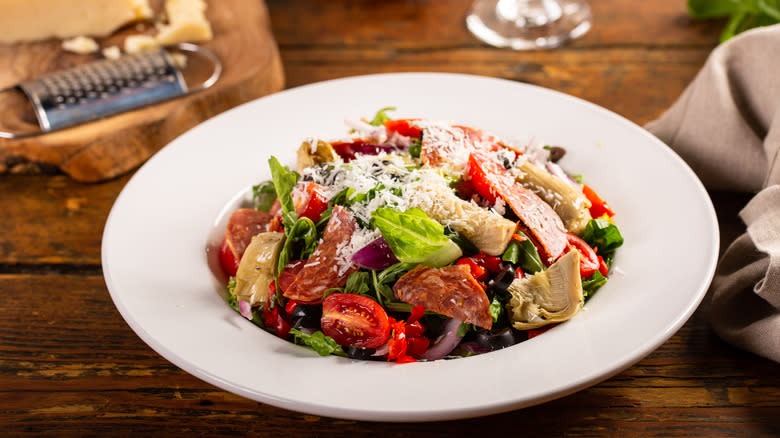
[225,208,272,259]
[283,206,359,302]
[468,150,567,262]
[393,264,493,330]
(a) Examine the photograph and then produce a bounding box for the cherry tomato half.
[321,294,390,349]
[218,238,240,277]
[582,184,615,218]
[566,234,600,278]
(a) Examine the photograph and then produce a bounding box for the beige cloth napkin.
[646,25,780,363]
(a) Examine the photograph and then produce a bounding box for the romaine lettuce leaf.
[372,207,462,267]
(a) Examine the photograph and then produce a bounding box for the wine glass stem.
[496,0,563,27]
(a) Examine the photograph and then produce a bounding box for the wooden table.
[2,1,778,436]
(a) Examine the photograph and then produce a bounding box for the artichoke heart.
[234,232,285,309]
[506,250,583,329]
[406,179,515,256]
[513,160,592,236]
[296,139,336,173]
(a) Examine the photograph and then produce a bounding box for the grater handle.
[0,43,222,140]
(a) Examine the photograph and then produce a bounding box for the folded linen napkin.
[646,25,780,363]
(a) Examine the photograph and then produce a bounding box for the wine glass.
[466,0,592,50]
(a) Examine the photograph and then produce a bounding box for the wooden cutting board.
[0,0,284,182]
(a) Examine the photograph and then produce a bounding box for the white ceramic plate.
[102,73,719,422]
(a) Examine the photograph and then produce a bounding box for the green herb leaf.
[582,271,608,299]
[489,295,503,323]
[372,207,462,267]
[344,271,372,295]
[276,217,318,277]
[502,231,544,274]
[368,106,396,126]
[408,138,421,158]
[252,181,278,212]
[582,219,624,258]
[456,322,474,338]
[268,156,300,230]
[290,329,347,357]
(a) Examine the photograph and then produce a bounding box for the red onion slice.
[238,300,253,320]
[546,161,581,190]
[351,237,399,270]
[418,318,463,361]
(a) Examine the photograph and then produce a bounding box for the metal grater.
[0,43,221,139]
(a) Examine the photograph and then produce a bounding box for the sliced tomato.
[278,260,306,293]
[219,238,240,277]
[383,119,422,138]
[566,234,600,278]
[583,184,615,218]
[293,182,329,223]
[321,294,390,349]
[455,257,489,282]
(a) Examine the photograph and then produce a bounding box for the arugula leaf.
[502,231,544,274]
[268,156,300,229]
[368,106,396,126]
[252,181,277,212]
[582,218,624,260]
[582,271,608,299]
[372,208,462,267]
[276,217,318,277]
[344,271,372,295]
[444,226,479,254]
[290,329,347,357]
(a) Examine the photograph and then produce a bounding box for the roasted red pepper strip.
[455,257,489,282]
[583,184,615,218]
[408,305,425,324]
[387,318,407,361]
[598,255,609,277]
[468,150,568,261]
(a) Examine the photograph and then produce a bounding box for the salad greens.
[502,230,544,274]
[582,218,624,266]
[252,181,277,212]
[368,106,397,126]
[688,0,780,41]
[290,329,347,357]
[268,157,300,229]
[372,207,462,267]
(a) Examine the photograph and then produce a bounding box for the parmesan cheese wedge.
[0,0,152,43]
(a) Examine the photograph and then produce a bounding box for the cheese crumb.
[62,36,99,55]
[124,34,160,54]
[102,46,122,60]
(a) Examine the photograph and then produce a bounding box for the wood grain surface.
[1,1,779,436]
[0,0,284,182]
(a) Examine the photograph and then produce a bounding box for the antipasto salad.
[217,108,624,363]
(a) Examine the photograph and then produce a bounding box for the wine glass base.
[466,0,592,50]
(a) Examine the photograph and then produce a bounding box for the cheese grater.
[0,43,221,139]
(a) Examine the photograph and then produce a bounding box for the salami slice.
[283,206,359,302]
[225,208,272,259]
[469,150,567,262]
[393,264,492,330]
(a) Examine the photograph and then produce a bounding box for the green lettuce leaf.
[369,106,396,126]
[252,180,277,212]
[502,231,544,274]
[290,329,347,357]
[372,207,462,267]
